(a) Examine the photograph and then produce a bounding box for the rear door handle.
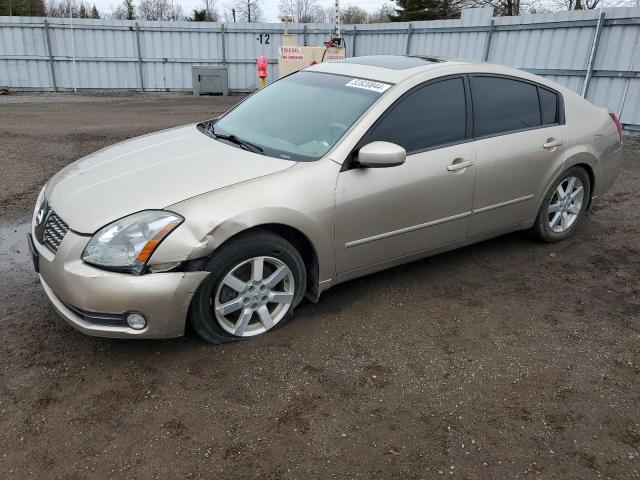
[447,159,475,171]
[543,139,563,149]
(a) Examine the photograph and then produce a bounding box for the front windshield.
[211,71,391,161]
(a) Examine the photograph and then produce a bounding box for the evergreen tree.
[90,4,100,17]
[391,0,459,21]
[192,8,207,20]
[0,0,46,16]
[112,0,136,19]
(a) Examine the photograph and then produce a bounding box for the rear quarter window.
[538,87,559,125]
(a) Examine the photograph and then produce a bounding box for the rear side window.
[471,76,541,137]
[539,87,559,125]
[365,77,467,153]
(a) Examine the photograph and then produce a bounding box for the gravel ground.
[0,94,639,479]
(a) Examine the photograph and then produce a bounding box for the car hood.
[45,124,296,233]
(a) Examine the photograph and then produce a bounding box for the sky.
[90,0,391,21]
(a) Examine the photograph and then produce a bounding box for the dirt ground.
[0,93,638,479]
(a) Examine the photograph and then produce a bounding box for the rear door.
[334,76,477,274]
[468,75,567,238]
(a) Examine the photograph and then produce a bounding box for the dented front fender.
[149,159,340,285]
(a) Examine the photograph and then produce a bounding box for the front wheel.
[531,166,591,242]
[189,231,306,344]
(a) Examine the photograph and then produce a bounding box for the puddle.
[0,217,35,281]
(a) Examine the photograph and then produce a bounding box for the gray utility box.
[192,66,229,96]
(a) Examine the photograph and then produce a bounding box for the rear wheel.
[531,166,591,242]
[189,231,306,344]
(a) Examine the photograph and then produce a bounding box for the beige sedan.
[29,55,624,343]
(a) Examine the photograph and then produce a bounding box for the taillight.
[609,112,623,142]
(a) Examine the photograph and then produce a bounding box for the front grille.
[43,211,69,253]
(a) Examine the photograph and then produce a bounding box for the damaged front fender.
[147,159,340,289]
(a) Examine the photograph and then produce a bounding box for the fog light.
[126,312,147,330]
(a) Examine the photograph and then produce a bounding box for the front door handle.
[447,159,475,172]
[543,139,563,149]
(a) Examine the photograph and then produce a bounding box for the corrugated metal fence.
[1,7,639,129]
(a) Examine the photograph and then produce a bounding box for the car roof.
[305,55,574,98]
[307,55,473,84]
[337,55,448,70]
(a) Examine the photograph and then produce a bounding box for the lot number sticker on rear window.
[345,79,391,93]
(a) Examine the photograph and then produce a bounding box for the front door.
[334,76,477,275]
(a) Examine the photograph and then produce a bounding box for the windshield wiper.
[207,124,264,154]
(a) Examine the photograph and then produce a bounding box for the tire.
[189,230,306,344]
[531,166,591,243]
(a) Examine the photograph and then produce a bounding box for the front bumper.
[33,228,208,339]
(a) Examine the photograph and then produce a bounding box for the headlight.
[34,186,46,225]
[82,210,183,275]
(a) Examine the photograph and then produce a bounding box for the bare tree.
[461,0,577,16]
[138,0,185,20]
[202,0,219,20]
[340,5,367,24]
[111,0,136,19]
[278,0,322,22]
[463,0,521,15]
[45,0,80,16]
[368,2,395,22]
[308,5,334,22]
[224,0,263,22]
[557,0,602,9]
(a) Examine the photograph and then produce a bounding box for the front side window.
[210,71,389,161]
[364,77,467,154]
[471,76,541,137]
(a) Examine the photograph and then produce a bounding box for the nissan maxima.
[28,55,624,343]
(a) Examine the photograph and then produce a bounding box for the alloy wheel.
[212,256,295,337]
[547,176,584,233]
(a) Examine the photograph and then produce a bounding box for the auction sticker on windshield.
[345,79,391,93]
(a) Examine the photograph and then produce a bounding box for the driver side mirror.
[357,141,406,168]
